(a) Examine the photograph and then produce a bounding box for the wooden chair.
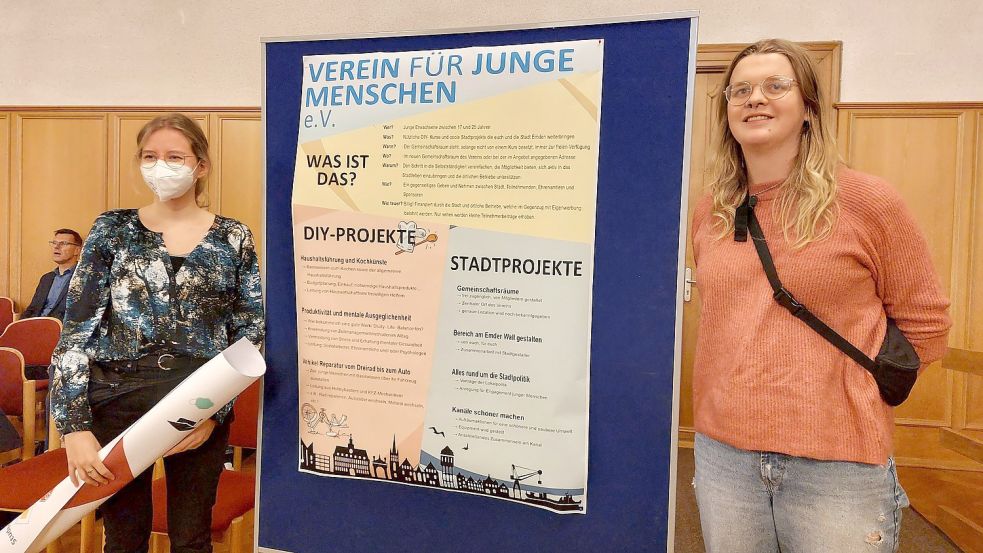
[0,416,98,553]
[149,379,261,553]
[0,317,63,455]
[0,347,43,460]
[0,296,14,334]
[939,347,983,462]
[0,316,63,375]
[935,347,983,552]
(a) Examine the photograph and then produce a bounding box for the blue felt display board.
[261,15,695,552]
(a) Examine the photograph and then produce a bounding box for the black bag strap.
[738,194,877,372]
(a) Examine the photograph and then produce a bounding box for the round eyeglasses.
[724,76,798,105]
[140,153,196,170]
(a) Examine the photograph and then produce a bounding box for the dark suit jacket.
[21,270,70,320]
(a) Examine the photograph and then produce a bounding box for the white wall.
[1,1,980,105]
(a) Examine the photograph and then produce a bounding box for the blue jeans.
[694,433,909,553]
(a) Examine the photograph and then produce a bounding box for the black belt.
[88,354,209,409]
[132,353,209,372]
[93,354,209,381]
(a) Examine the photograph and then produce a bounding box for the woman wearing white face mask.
[51,113,264,553]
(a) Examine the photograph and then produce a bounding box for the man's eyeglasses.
[724,75,798,105]
[49,240,80,248]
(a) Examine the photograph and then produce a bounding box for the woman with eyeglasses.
[51,113,264,553]
[690,39,950,552]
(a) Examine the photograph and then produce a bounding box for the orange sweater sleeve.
[839,172,952,367]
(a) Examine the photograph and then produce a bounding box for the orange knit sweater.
[691,168,951,465]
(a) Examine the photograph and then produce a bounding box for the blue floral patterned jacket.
[51,209,265,435]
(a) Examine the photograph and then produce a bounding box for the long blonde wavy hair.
[708,39,838,248]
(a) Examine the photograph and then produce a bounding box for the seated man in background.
[20,228,82,321]
[18,228,82,380]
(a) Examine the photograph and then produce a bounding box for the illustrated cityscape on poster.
[299,434,584,512]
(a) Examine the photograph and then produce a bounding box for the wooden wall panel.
[115,115,159,208]
[2,109,261,319]
[838,104,983,470]
[966,374,983,430]
[0,114,9,301]
[966,111,983,430]
[838,112,961,278]
[210,116,264,259]
[12,114,108,310]
[838,111,963,427]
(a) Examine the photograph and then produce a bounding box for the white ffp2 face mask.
[140,160,198,201]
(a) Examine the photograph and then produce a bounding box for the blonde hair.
[136,113,211,206]
[708,39,838,248]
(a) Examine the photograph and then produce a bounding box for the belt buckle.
[157,353,175,371]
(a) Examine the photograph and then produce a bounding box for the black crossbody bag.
[735,194,920,406]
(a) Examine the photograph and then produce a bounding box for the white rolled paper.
[1,338,266,553]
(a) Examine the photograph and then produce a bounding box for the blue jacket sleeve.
[228,223,265,347]
[213,222,265,424]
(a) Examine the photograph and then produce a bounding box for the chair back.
[0,346,39,460]
[228,379,261,449]
[942,347,983,378]
[0,297,13,334]
[0,347,25,416]
[0,317,63,366]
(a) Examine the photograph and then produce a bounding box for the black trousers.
[90,374,230,553]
